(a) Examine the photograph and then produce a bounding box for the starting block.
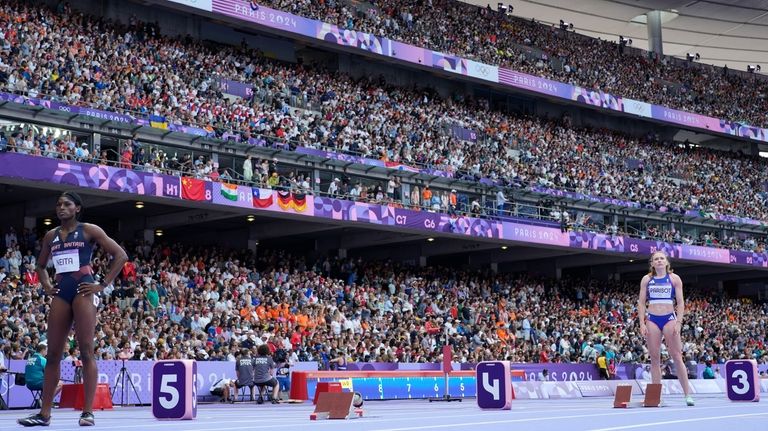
[613,385,632,408]
[612,384,661,408]
[313,382,342,405]
[642,383,662,407]
[309,392,363,420]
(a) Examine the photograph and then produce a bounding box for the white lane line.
[363,408,711,431]
[0,405,608,429]
[586,412,768,431]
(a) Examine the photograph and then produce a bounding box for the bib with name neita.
[52,250,80,273]
[49,224,93,274]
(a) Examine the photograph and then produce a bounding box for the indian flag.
[220,183,238,201]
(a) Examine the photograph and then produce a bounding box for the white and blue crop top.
[647,274,675,305]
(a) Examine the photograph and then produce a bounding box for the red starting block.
[613,385,632,408]
[313,382,343,405]
[642,383,662,407]
[309,392,362,420]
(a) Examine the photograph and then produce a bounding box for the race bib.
[648,285,672,299]
[52,250,79,274]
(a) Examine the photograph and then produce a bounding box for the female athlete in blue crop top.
[18,192,127,427]
[638,251,694,406]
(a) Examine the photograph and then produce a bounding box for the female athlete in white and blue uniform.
[638,251,694,406]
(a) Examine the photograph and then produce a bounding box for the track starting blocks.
[612,383,661,408]
[309,392,364,420]
[642,383,662,407]
[612,385,632,408]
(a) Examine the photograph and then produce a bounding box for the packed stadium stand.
[0,2,767,427]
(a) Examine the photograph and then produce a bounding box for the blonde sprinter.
[638,251,694,406]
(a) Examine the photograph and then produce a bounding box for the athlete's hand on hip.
[78,282,103,296]
[43,284,60,296]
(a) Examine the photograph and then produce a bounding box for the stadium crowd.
[0,1,767,228]
[260,0,768,127]
[0,234,766,372]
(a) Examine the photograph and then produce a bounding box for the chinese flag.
[181,177,205,201]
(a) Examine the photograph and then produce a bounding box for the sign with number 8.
[725,359,760,402]
[152,360,198,420]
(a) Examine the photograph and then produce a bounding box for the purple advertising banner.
[393,208,440,230]
[498,69,571,99]
[450,125,479,142]
[0,152,180,198]
[0,92,133,124]
[502,222,571,247]
[457,363,598,381]
[680,244,731,264]
[625,238,683,259]
[220,78,253,99]
[1,152,767,269]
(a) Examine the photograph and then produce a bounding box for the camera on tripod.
[112,350,142,406]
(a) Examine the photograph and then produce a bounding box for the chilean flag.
[252,188,273,208]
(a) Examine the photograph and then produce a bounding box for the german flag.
[276,191,307,212]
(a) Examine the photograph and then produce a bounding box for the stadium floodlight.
[559,20,574,31]
[747,64,761,73]
[686,53,700,62]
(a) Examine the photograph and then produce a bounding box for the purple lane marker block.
[725,359,760,402]
[476,361,512,410]
[152,360,197,419]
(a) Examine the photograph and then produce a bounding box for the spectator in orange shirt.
[421,185,432,207]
